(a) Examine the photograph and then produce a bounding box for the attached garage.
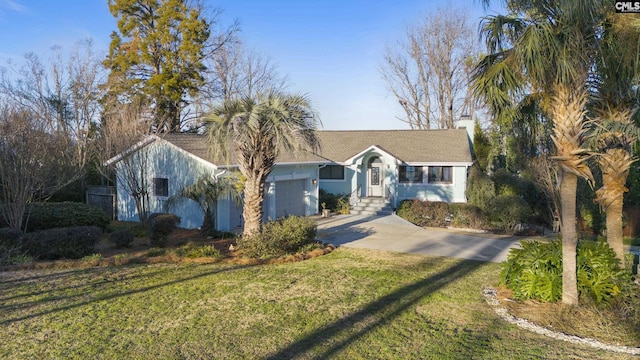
[275,179,307,218]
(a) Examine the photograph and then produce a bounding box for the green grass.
[0,248,632,359]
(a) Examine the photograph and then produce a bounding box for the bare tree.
[99,99,155,226]
[0,105,78,231]
[0,39,104,171]
[205,36,287,102]
[526,154,560,226]
[381,8,479,129]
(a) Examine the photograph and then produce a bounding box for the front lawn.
[0,248,631,359]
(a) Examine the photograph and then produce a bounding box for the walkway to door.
[316,214,523,263]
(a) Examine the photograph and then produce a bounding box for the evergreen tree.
[104,0,210,132]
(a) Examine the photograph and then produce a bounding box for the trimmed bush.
[18,202,110,232]
[449,204,487,229]
[0,227,23,248]
[109,229,134,248]
[485,194,531,231]
[500,240,629,304]
[21,226,101,260]
[0,227,29,265]
[397,200,450,227]
[148,213,181,247]
[239,216,317,258]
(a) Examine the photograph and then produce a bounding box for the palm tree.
[473,0,604,304]
[166,172,242,234]
[206,92,321,236]
[588,13,640,268]
[589,115,639,267]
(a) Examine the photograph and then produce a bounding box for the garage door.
[275,179,307,218]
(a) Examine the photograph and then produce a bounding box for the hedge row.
[0,202,110,232]
[397,196,531,232]
[20,226,101,260]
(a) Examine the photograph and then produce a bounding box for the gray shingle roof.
[161,129,472,166]
[316,129,472,163]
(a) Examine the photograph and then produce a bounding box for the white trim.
[344,145,398,164]
[103,135,159,167]
[104,134,219,172]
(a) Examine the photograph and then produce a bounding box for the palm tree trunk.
[242,176,265,236]
[597,148,632,268]
[560,171,579,305]
[606,197,625,267]
[201,207,213,235]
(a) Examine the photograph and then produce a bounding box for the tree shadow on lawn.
[0,265,180,308]
[266,256,493,359]
[0,262,258,325]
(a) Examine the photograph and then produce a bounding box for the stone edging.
[482,287,640,356]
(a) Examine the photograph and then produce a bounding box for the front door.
[367,157,383,197]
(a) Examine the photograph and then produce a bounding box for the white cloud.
[0,0,27,13]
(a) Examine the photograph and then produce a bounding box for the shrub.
[485,194,531,231]
[239,216,317,258]
[577,241,628,304]
[449,204,487,229]
[21,226,101,260]
[148,213,181,247]
[0,227,23,248]
[336,197,350,214]
[146,248,167,257]
[500,240,630,304]
[466,165,495,210]
[0,227,29,266]
[175,242,222,258]
[396,200,450,227]
[492,168,523,196]
[319,189,349,213]
[20,202,110,232]
[109,229,134,248]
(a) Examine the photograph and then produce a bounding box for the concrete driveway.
[316,214,523,263]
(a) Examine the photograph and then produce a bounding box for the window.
[428,166,452,183]
[153,177,169,197]
[319,165,345,180]
[399,166,423,183]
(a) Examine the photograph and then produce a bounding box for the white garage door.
[275,179,307,218]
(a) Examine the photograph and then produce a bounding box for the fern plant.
[577,241,628,304]
[500,239,629,304]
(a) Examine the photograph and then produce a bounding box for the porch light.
[312,178,317,185]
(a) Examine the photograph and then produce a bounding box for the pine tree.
[104,0,210,132]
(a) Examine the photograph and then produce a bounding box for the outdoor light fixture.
[312,179,317,185]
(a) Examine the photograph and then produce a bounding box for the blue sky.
[0,0,501,130]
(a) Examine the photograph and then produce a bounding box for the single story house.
[106,119,474,232]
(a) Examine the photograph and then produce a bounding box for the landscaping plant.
[148,213,181,247]
[239,215,318,258]
[21,226,102,260]
[500,240,629,304]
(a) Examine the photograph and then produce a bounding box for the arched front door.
[367,156,383,197]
